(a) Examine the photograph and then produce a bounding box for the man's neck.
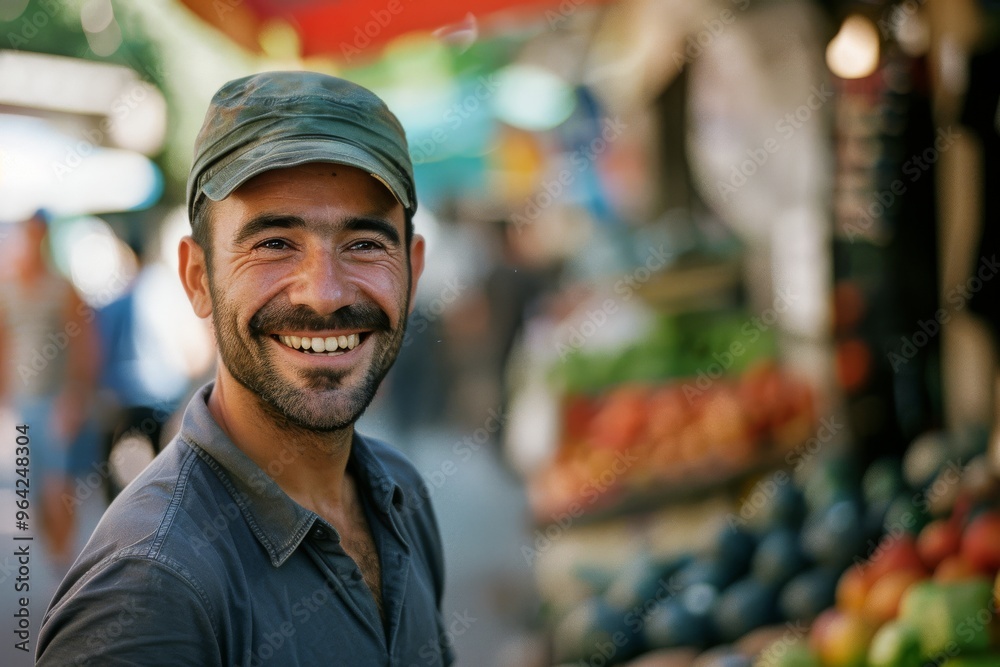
[206,369,355,511]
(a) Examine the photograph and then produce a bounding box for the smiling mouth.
[271,332,366,355]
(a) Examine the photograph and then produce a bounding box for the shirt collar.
[176,382,404,567]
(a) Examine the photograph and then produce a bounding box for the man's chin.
[260,387,373,432]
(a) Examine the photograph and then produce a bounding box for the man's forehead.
[236,163,399,207]
[209,165,404,240]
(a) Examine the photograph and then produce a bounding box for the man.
[37,71,453,666]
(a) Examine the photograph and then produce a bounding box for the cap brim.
[200,138,412,210]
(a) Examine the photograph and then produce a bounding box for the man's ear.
[178,236,213,319]
[407,234,425,314]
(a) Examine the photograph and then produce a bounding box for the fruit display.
[545,426,1000,667]
[530,361,816,522]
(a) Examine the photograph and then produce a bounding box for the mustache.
[249,300,391,334]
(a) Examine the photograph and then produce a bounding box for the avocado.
[553,596,643,662]
[862,458,906,506]
[801,500,867,569]
[712,578,778,644]
[752,528,808,588]
[713,526,758,580]
[605,554,692,611]
[778,568,839,623]
[643,598,713,650]
[676,558,737,591]
[883,494,930,536]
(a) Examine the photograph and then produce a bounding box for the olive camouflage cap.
[186,71,415,225]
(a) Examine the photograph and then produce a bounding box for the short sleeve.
[36,556,222,667]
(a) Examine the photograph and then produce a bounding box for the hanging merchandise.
[831,13,944,464]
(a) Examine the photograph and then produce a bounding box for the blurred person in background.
[94,237,199,501]
[37,72,453,666]
[0,210,100,568]
[484,219,561,430]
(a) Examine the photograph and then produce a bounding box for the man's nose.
[286,248,354,315]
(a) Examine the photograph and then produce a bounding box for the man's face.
[192,162,423,431]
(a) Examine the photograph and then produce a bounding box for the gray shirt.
[37,383,454,666]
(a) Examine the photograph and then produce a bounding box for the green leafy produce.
[552,311,777,394]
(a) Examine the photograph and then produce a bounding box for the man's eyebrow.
[343,216,401,246]
[232,214,306,246]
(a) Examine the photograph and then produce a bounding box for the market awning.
[177,0,611,58]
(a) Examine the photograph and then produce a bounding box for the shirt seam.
[145,443,197,558]
[180,434,313,565]
[109,548,222,638]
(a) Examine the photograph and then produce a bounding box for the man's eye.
[257,239,290,251]
[349,240,383,252]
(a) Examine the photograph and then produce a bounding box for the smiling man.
[37,72,453,666]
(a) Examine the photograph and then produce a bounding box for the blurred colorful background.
[2,0,1000,665]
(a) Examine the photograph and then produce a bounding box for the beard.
[209,279,409,432]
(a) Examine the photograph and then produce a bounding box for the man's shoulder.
[65,436,243,598]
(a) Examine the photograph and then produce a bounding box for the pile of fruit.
[547,427,999,667]
[530,362,816,522]
[773,490,1000,667]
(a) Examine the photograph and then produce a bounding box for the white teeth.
[277,333,362,353]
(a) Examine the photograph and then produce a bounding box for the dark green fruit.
[752,528,808,587]
[778,568,839,623]
[605,553,692,611]
[712,526,757,580]
[553,596,641,662]
[643,598,713,649]
[801,500,867,569]
[862,458,905,506]
[883,493,929,536]
[711,578,778,643]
